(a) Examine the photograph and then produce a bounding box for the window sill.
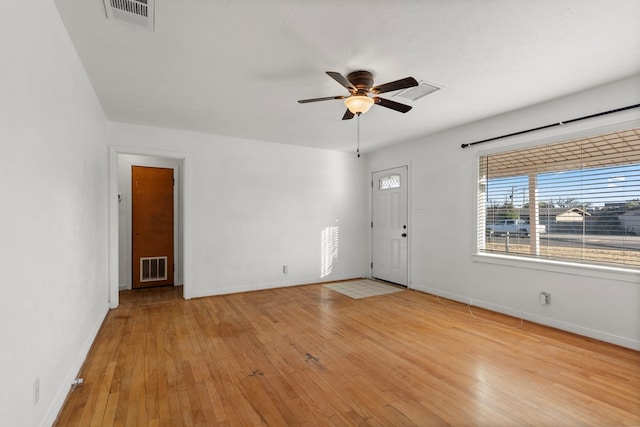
[473,252,640,283]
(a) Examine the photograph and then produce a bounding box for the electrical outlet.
[283,265,288,274]
[33,378,40,406]
[539,292,551,305]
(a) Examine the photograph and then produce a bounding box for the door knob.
[402,233,407,237]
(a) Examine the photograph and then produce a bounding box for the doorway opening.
[109,147,189,308]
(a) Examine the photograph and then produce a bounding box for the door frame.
[109,145,191,308]
[370,164,411,287]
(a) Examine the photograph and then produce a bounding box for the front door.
[132,166,174,288]
[372,166,408,285]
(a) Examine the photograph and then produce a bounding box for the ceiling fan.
[298,70,419,120]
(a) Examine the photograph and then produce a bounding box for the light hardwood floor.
[55,282,640,426]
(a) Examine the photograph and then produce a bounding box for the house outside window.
[477,127,640,270]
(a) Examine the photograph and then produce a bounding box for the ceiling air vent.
[103,0,155,31]
[393,81,441,101]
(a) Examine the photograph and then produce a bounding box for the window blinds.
[478,128,640,269]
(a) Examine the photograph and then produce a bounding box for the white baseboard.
[414,284,640,351]
[190,273,364,298]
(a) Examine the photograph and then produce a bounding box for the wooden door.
[132,166,174,288]
[372,166,408,285]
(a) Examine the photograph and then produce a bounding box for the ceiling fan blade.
[298,95,346,104]
[371,77,418,94]
[326,71,355,91]
[342,109,355,120]
[374,97,413,113]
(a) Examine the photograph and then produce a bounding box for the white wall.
[3,4,635,426]
[109,123,368,300]
[367,75,640,349]
[0,1,109,426]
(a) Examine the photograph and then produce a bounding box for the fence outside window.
[477,128,640,270]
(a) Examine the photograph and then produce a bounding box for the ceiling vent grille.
[393,81,440,101]
[103,0,155,31]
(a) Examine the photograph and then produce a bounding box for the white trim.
[413,284,639,350]
[108,145,191,308]
[109,147,119,308]
[189,274,364,298]
[407,160,413,287]
[472,252,640,283]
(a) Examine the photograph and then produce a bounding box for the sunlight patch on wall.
[320,226,340,278]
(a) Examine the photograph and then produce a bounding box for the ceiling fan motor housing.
[347,70,374,94]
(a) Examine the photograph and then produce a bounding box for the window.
[478,128,640,270]
[379,174,401,190]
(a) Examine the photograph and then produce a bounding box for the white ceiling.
[53,0,640,154]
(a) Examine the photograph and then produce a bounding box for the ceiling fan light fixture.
[344,96,374,114]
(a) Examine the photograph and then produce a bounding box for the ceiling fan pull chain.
[356,112,361,158]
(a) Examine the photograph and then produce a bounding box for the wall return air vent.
[140,256,167,282]
[103,0,155,31]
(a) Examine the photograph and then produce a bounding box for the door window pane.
[379,174,401,190]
